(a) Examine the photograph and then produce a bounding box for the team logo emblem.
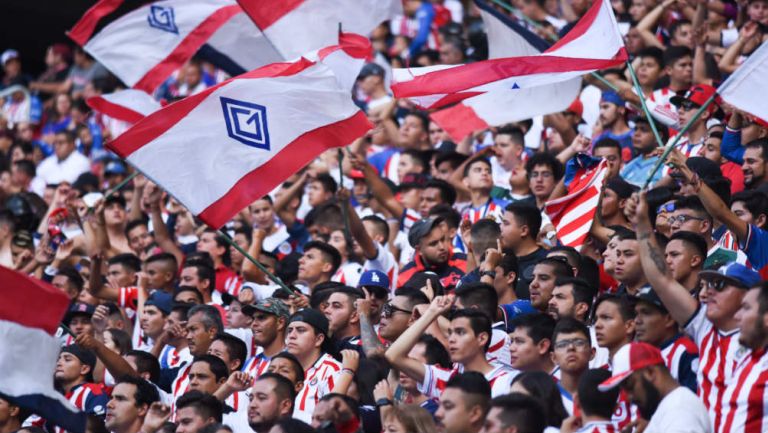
[278,242,292,255]
[220,97,271,150]
[148,5,179,34]
[510,82,520,90]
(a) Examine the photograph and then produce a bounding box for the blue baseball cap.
[601,91,625,106]
[358,270,390,290]
[145,291,174,315]
[699,262,761,289]
[500,300,537,332]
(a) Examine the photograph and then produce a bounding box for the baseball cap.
[500,300,537,332]
[242,297,290,319]
[606,177,637,200]
[598,342,665,390]
[64,302,95,325]
[61,344,97,371]
[145,291,173,315]
[104,161,127,176]
[601,91,625,106]
[103,192,127,209]
[685,156,722,180]
[288,308,329,337]
[566,98,583,118]
[358,269,390,297]
[670,84,720,112]
[1,49,19,65]
[634,286,667,313]
[408,216,445,248]
[698,262,761,289]
[349,169,365,179]
[358,63,385,79]
[11,230,34,249]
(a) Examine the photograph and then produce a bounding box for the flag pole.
[337,148,353,241]
[216,229,298,297]
[641,94,717,190]
[487,0,620,92]
[60,323,77,338]
[625,61,666,149]
[104,171,139,199]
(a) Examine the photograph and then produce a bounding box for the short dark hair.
[496,125,525,146]
[188,304,224,334]
[174,286,204,304]
[401,149,430,173]
[593,294,637,322]
[577,369,620,419]
[451,309,493,352]
[731,190,768,228]
[745,138,768,161]
[669,19,691,41]
[455,282,498,321]
[509,371,568,427]
[393,287,430,309]
[669,231,708,260]
[361,214,390,241]
[183,262,216,291]
[424,179,457,205]
[434,151,468,170]
[191,355,229,381]
[115,376,160,408]
[554,277,596,311]
[504,203,543,239]
[428,203,461,229]
[593,138,622,155]
[108,253,142,273]
[537,257,574,279]
[417,334,451,368]
[406,110,430,132]
[303,241,342,275]
[463,156,492,177]
[509,314,556,350]
[525,152,564,182]
[489,394,547,433]
[663,46,693,67]
[552,317,591,344]
[126,350,160,383]
[256,372,297,406]
[146,252,178,269]
[212,333,247,371]
[312,173,338,194]
[270,351,305,383]
[57,266,84,291]
[499,250,519,287]
[13,159,36,178]
[175,391,223,423]
[470,219,501,256]
[445,372,491,414]
[638,46,665,68]
[125,219,148,237]
[674,196,712,226]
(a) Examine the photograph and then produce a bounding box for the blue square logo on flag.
[220,97,271,150]
[148,5,179,34]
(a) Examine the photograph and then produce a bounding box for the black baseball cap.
[61,344,97,371]
[358,63,385,79]
[288,308,329,337]
[408,216,446,248]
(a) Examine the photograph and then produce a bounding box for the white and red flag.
[392,0,626,110]
[0,266,86,433]
[544,155,609,251]
[86,89,163,124]
[718,40,768,123]
[236,0,402,59]
[107,56,371,229]
[430,0,583,141]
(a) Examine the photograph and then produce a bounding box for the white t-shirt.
[644,386,712,433]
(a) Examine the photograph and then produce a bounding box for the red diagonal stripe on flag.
[0,265,70,334]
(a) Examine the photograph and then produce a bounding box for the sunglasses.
[383,303,411,318]
[657,203,675,213]
[705,278,745,292]
[667,215,705,224]
[679,100,702,111]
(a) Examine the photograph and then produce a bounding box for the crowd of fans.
[2,0,768,433]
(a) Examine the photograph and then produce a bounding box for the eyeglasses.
[667,215,706,225]
[383,303,411,318]
[554,338,590,351]
[657,203,675,213]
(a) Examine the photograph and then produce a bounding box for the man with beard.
[528,257,573,313]
[377,288,429,344]
[247,373,295,433]
[398,216,467,291]
[105,376,160,433]
[599,342,710,433]
[241,298,289,378]
[593,92,633,158]
[741,139,768,189]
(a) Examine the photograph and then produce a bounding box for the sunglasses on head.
[657,203,675,213]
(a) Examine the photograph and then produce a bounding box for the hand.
[420,278,435,302]
[569,134,591,153]
[52,183,73,209]
[341,349,360,372]
[133,174,148,191]
[12,249,33,269]
[336,187,352,203]
[141,402,171,433]
[373,379,393,401]
[458,218,472,253]
[356,288,373,317]
[225,371,253,393]
[286,293,310,314]
[34,235,55,265]
[91,305,110,333]
[75,332,98,351]
[348,152,368,172]
[136,271,149,291]
[238,287,255,306]
[560,415,583,433]
[251,227,267,241]
[165,320,187,341]
[425,294,455,316]
[482,239,503,272]
[53,239,75,264]
[142,182,163,211]
[625,191,652,227]
[740,21,759,41]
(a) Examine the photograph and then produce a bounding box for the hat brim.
[598,370,633,391]
[698,270,748,289]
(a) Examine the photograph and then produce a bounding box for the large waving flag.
[718,40,768,123]
[430,0,582,141]
[87,89,163,124]
[0,266,86,433]
[236,0,402,59]
[107,57,371,229]
[392,0,626,109]
[544,156,608,251]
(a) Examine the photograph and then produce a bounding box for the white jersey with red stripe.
[293,353,342,423]
[170,363,192,414]
[418,363,518,399]
[575,421,620,433]
[159,345,193,370]
[488,327,512,367]
[603,352,636,430]
[717,229,740,252]
[362,242,400,293]
[684,305,743,430]
[331,262,364,288]
[718,348,768,433]
[222,391,251,433]
[242,350,272,379]
[460,198,506,224]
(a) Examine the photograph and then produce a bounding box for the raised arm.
[337,188,377,260]
[636,0,676,49]
[241,228,268,284]
[145,183,185,266]
[349,153,405,219]
[626,191,698,325]
[273,172,308,228]
[384,295,454,384]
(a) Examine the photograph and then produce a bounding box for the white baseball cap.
[598,342,665,391]
[1,49,19,65]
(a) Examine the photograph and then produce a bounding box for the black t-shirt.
[515,247,548,300]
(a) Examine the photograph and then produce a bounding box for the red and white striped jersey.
[684,305,743,430]
[170,363,192,415]
[362,242,399,292]
[401,208,421,232]
[718,348,768,433]
[460,198,506,224]
[222,391,250,433]
[331,262,364,287]
[418,363,518,399]
[717,229,740,252]
[612,390,635,430]
[661,334,699,390]
[293,353,342,423]
[672,134,705,159]
[575,420,619,433]
[488,327,512,368]
[159,345,192,370]
[242,351,272,379]
[50,383,110,433]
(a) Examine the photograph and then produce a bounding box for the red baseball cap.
[670,84,721,112]
[598,342,665,391]
[566,98,584,118]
